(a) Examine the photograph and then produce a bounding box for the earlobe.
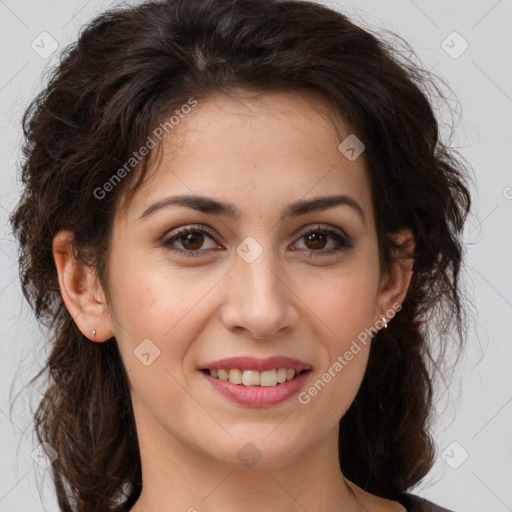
[376,228,415,323]
[52,230,114,342]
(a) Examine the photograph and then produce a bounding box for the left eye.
[292,226,352,256]
[162,224,352,258]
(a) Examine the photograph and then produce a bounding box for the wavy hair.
[10,0,473,510]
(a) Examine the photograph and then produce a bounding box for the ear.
[53,230,114,342]
[374,228,415,324]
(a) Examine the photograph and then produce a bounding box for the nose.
[219,247,299,340]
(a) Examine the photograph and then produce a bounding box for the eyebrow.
[138,193,367,226]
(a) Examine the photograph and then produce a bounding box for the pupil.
[306,232,326,250]
[183,232,203,250]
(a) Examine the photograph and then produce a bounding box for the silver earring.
[92,330,96,338]
[380,315,388,328]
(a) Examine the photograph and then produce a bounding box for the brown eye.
[162,226,219,257]
[180,231,205,251]
[303,231,328,250]
[292,226,353,257]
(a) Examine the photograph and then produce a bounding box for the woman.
[10,0,472,510]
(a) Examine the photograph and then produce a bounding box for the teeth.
[208,368,304,386]
[242,370,260,386]
[229,368,243,384]
[259,369,277,387]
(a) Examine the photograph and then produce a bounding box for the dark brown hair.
[10,0,473,510]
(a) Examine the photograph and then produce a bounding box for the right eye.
[162,225,222,257]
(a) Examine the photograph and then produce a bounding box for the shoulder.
[397,492,455,512]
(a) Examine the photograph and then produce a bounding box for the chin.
[205,432,312,470]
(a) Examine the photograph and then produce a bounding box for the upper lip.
[200,356,312,372]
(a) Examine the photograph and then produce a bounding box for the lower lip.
[201,370,312,407]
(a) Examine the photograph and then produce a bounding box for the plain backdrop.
[0,1,511,511]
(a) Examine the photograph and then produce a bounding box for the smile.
[203,368,307,387]
[201,369,312,407]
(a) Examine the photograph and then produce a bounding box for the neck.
[129,417,361,512]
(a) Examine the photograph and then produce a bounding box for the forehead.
[166,88,351,155]
[119,88,373,225]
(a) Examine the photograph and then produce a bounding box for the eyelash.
[162,224,353,258]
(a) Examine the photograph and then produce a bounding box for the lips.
[199,356,313,407]
[200,356,312,372]
[201,369,312,407]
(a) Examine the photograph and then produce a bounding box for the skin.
[53,89,414,512]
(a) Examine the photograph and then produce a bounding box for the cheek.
[107,262,212,428]
[299,341,371,429]
[297,261,377,420]
[308,264,379,345]
[108,250,220,341]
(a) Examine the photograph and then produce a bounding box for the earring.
[380,315,388,329]
[92,330,96,338]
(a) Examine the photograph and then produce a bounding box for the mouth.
[199,355,312,387]
[200,367,311,387]
[200,367,313,407]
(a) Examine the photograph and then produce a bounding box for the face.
[99,89,393,470]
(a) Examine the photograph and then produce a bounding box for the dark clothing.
[397,493,454,511]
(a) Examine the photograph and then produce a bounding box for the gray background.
[0,1,511,511]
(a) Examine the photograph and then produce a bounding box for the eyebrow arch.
[138,193,367,226]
